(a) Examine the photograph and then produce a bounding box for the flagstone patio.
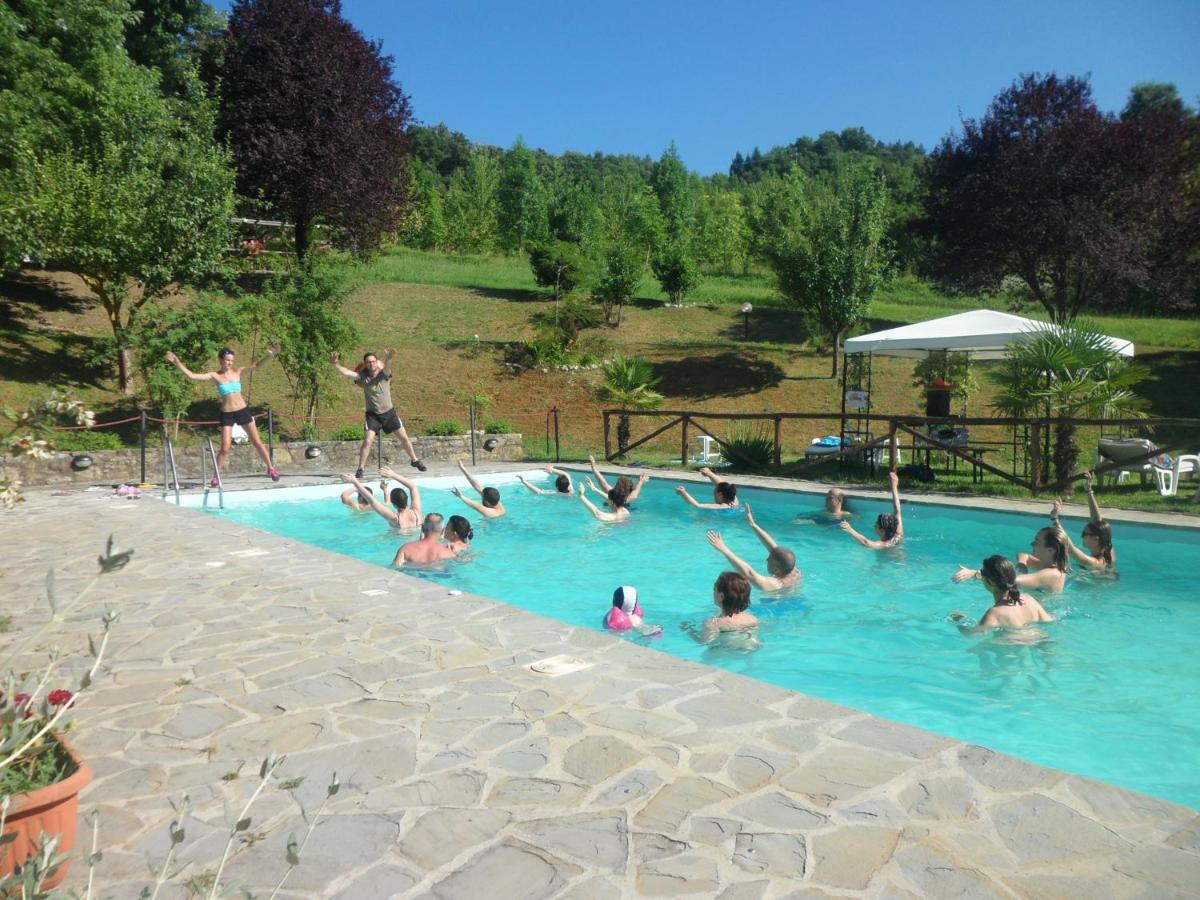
[2,471,1198,898]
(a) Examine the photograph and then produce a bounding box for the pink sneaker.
[210,475,220,488]
[269,468,281,482]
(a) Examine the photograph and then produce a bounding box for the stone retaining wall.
[2,433,522,486]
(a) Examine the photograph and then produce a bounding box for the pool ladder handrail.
[201,437,224,509]
[160,424,181,505]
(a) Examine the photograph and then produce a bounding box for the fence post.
[603,412,611,461]
[773,416,782,472]
[376,429,383,471]
[1029,421,1043,493]
[139,410,148,485]
[552,406,560,462]
[889,419,899,472]
[469,399,477,466]
[681,414,689,467]
[266,406,275,464]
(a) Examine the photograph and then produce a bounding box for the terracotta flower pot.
[1,736,92,891]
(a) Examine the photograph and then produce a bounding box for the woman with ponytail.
[954,526,1068,594]
[1051,471,1118,573]
[950,555,1054,635]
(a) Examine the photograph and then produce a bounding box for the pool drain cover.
[526,655,593,677]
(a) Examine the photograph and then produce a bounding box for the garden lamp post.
[741,303,753,340]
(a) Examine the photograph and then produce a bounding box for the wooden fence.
[601,409,1200,494]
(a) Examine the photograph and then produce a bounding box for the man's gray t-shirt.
[356,370,394,415]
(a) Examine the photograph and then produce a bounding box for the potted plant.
[1,538,127,893]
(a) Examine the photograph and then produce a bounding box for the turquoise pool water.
[196,472,1200,809]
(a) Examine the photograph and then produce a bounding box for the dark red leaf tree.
[924,73,1198,319]
[221,0,411,260]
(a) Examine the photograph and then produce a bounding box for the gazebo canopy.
[843,309,1135,360]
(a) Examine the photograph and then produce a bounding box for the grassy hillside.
[3,249,1200,510]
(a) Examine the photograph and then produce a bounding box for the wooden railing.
[601,409,1200,494]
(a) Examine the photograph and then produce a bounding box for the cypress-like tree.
[222,0,412,260]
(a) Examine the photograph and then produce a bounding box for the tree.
[1,0,236,394]
[222,0,412,260]
[651,241,700,306]
[652,143,694,239]
[693,189,749,273]
[125,0,226,99]
[598,353,663,456]
[398,158,446,250]
[592,245,644,326]
[498,138,549,252]
[444,149,501,254]
[767,165,889,376]
[990,321,1148,487]
[925,72,1198,320]
[261,261,360,436]
[529,241,588,303]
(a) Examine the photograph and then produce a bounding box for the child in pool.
[681,571,760,646]
[604,586,663,637]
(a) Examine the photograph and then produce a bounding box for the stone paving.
[2,468,1199,898]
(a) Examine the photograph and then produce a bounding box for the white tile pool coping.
[6,466,1198,897]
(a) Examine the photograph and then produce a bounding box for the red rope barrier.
[47,416,142,431]
[145,412,268,426]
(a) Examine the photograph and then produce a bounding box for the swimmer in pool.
[839,470,904,550]
[444,514,474,556]
[517,466,574,496]
[577,480,631,522]
[340,483,374,511]
[589,455,650,503]
[950,555,1055,635]
[1051,471,1118,573]
[393,512,456,566]
[705,504,800,592]
[681,571,759,645]
[452,460,506,519]
[955,525,1068,594]
[675,466,738,510]
[345,468,422,530]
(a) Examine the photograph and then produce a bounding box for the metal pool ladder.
[201,437,223,509]
[160,424,181,505]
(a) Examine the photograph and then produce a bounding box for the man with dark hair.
[332,349,426,478]
[393,513,455,566]
[452,460,506,519]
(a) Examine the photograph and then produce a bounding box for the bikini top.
[217,380,242,396]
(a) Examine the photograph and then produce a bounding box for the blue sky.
[215,0,1200,174]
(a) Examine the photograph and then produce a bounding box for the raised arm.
[452,485,488,516]
[457,460,486,495]
[1056,525,1105,569]
[242,343,282,374]
[697,466,724,487]
[625,473,650,502]
[887,470,903,535]
[675,485,704,508]
[330,350,361,380]
[588,455,613,492]
[382,347,397,375]
[706,530,772,589]
[164,351,214,382]
[381,467,422,517]
[1083,471,1103,523]
[518,474,551,495]
[839,519,884,550]
[743,503,777,551]
[577,482,617,521]
[344,474,398,525]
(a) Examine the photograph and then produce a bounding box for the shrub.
[724,425,774,471]
[328,424,364,441]
[484,419,512,434]
[424,420,465,436]
[51,429,126,451]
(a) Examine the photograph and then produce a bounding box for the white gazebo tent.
[843,309,1134,360]
[833,309,1135,474]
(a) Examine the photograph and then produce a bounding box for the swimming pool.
[189,470,1200,810]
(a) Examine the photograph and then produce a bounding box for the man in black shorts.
[332,349,426,478]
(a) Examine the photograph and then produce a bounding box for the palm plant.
[989,321,1149,487]
[598,353,664,455]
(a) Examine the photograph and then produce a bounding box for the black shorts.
[365,408,403,435]
[220,407,255,428]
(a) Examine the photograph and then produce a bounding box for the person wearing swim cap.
[605,586,662,636]
[165,345,281,484]
[331,349,427,478]
[950,555,1054,635]
[517,465,574,496]
[705,503,800,592]
[675,466,738,510]
[452,460,506,518]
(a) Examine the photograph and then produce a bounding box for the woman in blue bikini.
[166,345,281,484]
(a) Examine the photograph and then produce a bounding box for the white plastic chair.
[1156,454,1200,497]
[692,435,722,464]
